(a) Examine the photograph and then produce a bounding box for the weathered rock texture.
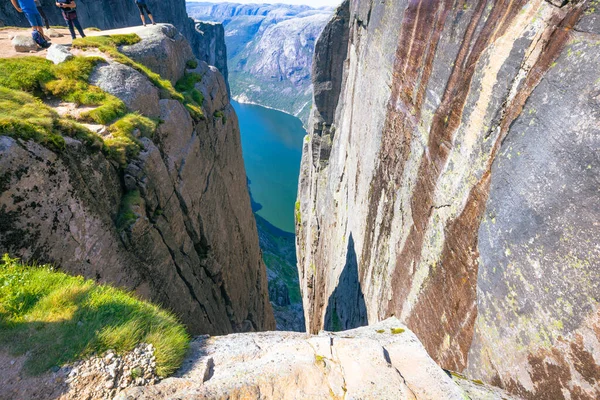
[0,26,274,335]
[117,318,517,400]
[0,0,227,80]
[297,0,600,398]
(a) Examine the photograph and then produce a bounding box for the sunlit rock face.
[297,0,600,398]
[0,25,275,336]
[119,318,519,400]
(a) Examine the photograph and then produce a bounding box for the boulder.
[12,34,37,52]
[120,24,194,85]
[46,44,73,64]
[46,28,64,38]
[89,62,160,117]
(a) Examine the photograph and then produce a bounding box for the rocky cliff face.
[0,0,227,80]
[297,0,600,398]
[0,25,275,335]
[187,2,332,123]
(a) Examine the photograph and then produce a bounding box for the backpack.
[32,30,50,49]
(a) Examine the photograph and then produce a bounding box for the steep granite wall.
[0,25,274,335]
[297,0,600,398]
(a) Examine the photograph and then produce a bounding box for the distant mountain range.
[187,2,333,124]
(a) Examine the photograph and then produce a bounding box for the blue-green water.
[232,100,306,233]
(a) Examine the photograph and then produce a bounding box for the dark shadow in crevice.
[324,233,368,331]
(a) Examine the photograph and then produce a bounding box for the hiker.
[55,0,85,39]
[9,0,51,47]
[135,0,156,27]
[34,0,50,29]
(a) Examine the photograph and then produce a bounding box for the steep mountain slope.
[187,2,332,123]
[297,0,600,398]
[0,25,275,335]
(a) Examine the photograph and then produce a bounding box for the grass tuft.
[0,57,55,94]
[175,73,205,121]
[0,254,190,377]
[0,56,127,125]
[186,59,198,70]
[104,114,157,166]
[0,86,105,152]
[213,110,226,124]
[116,190,142,231]
[295,200,301,224]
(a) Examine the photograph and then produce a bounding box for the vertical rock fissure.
[153,223,215,326]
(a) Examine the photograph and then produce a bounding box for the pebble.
[55,343,159,399]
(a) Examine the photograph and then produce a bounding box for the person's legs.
[143,5,155,25]
[36,6,50,30]
[137,3,146,26]
[66,19,76,39]
[24,11,49,42]
[72,17,85,38]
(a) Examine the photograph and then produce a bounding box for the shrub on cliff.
[0,254,190,377]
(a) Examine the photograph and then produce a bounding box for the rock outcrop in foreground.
[0,25,274,335]
[118,318,516,400]
[297,0,600,398]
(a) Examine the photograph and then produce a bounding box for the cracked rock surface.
[117,318,517,400]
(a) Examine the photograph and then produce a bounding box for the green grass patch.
[0,56,127,125]
[295,200,301,224]
[0,254,189,376]
[0,87,102,152]
[186,59,198,70]
[213,110,226,124]
[175,73,205,121]
[116,190,142,231]
[72,34,183,102]
[104,114,157,166]
[0,56,55,94]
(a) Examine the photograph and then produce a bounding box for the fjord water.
[232,100,306,233]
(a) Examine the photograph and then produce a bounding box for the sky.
[190,0,342,7]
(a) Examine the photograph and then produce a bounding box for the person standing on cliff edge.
[55,0,85,40]
[10,0,51,46]
[134,0,156,27]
